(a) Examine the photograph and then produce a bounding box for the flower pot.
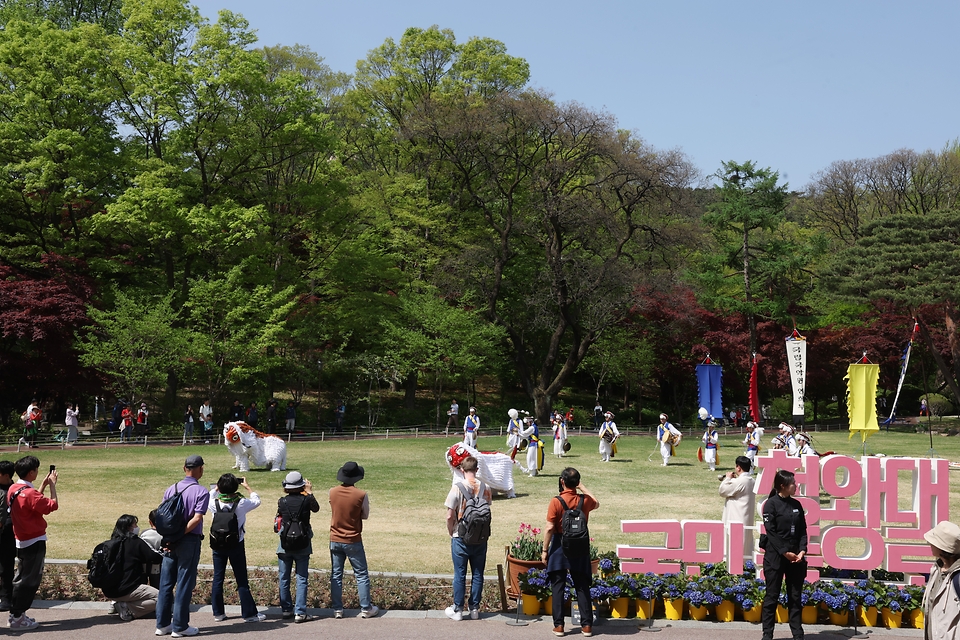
[857,605,878,627]
[776,604,789,623]
[663,597,684,620]
[802,605,818,625]
[715,600,736,622]
[742,605,762,623]
[907,608,924,629]
[828,610,849,626]
[609,597,630,618]
[521,593,541,615]
[688,604,709,620]
[507,556,546,597]
[542,596,553,616]
[635,599,654,620]
[880,607,902,629]
[590,558,600,575]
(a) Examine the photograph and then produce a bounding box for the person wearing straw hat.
[463,407,480,449]
[598,411,619,463]
[657,413,681,467]
[276,471,320,623]
[328,462,379,620]
[922,521,960,640]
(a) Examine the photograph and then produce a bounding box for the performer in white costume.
[463,407,480,448]
[796,432,817,456]
[742,421,763,473]
[598,411,620,462]
[505,409,524,461]
[518,416,544,477]
[778,422,799,456]
[657,413,682,466]
[552,414,567,458]
[445,442,515,498]
[701,419,719,471]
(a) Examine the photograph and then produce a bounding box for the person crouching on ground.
[542,467,599,638]
[208,473,264,623]
[102,514,164,621]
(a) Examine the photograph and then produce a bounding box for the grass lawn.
[22,426,960,575]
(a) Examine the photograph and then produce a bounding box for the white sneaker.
[171,626,199,637]
[8,614,37,630]
[155,624,173,636]
[334,610,343,619]
[470,609,479,620]
[213,614,227,622]
[444,606,462,621]
[360,605,379,618]
[243,613,266,623]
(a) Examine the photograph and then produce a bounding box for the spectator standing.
[0,460,15,611]
[199,400,213,444]
[276,472,320,623]
[101,514,164,621]
[445,399,460,432]
[155,455,209,637]
[64,404,79,445]
[208,474,265,623]
[285,401,297,434]
[335,400,345,433]
[229,400,244,423]
[719,456,756,562]
[593,402,603,430]
[120,404,133,443]
[136,403,149,441]
[760,469,807,640]
[183,406,195,445]
[245,402,258,429]
[328,462,378,619]
[443,454,491,621]
[542,467,599,638]
[7,455,58,630]
[111,399,123,434]
[922,520,960,640]
[266,400,278,434]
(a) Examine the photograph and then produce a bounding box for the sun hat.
[337,461,364,485]
[924,521,960,555]
[282,471,306,490]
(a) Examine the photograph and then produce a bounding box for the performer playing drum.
[701,419,719,471]
[552,414,568,458]
[657,413,682,466]
[463,406,480,448]
[506,409,523,461]
[743,421,763,473]
[598,411,620,462]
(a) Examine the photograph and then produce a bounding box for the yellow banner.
[845,363,880,442]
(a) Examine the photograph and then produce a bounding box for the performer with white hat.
[657,413,682,466]
[779,422,799,456]
[463,407,480,448]
[552,413,567,458]
[518,416,545,477]
[701,419,719,471]
[795,432,817,456]
[598,411,620,462]
[505,409,523,461]
[743,421,763,473]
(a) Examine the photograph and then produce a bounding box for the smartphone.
[49,465,55,472]
[241,477,246,484]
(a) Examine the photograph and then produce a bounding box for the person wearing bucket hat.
[922,520,960,639]
[328,462,378,619]
[275,472,319,623]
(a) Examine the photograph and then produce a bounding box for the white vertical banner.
[785,333,806,417]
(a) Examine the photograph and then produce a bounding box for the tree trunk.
[404,371,417,409]
[533,387,553,429]
[162,369,178,423]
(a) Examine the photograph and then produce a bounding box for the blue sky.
[191,0,959,190]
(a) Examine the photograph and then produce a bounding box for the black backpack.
[154,481,188,545]
[456,481,491,545]
[209,499,240,551]
[278,496,310,552]
[0,485,22,531]
[87,537,125,593]
[557,494,590,557]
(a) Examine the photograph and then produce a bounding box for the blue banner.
[696,364,724,419]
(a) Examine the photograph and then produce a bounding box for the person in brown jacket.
[328,462,378,619]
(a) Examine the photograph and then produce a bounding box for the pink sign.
[619,451,948,584]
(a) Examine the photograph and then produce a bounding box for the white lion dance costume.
[224,422,288,472]
[446,443,516,498]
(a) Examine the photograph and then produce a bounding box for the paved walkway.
[20,601,923,638]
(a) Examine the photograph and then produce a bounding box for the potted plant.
[632,573,659,619]
[684,578,709,620]
[589,578,620,617]
[878,585,905,629]
[852,579,882,627]
[776,591,790,623]
[801,581,825,624]
[739,578,765,623]
[659,572,689,620]
[518,567,551,615]
[823,581,854,626]
[597,552,619,579]
[608,573,632,618]
[507,523,545,596]
[902,584,924,628]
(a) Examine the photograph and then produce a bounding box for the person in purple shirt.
[156,455,210,638]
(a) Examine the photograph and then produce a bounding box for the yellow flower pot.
[609,597,629,618]
[802,605,818,624]
[663,597,684,620]
[776,604,789,623]
[634,599,654,620]
[742,605,762,623]
[857,605,878,627]
[907,608,924,629]
[828,610,849,626]
[715,600,736,622]
[542,596,553,615]
[880,607,902,629]
[521,593,541,615]
[688,604,709,620]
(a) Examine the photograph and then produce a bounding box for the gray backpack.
[456,481,491,545]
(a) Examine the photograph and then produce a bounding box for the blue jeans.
[451,536,486,611]
[156,534,201,632]
[277,552,310,615]
[211,541,257,618]
[330,541,371,611]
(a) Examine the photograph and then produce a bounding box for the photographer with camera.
[719,456,756,562]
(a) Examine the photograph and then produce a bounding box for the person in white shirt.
[64,404,79,445]
[779,422,799,456]
[701,419,719,471]
[207,474,264,623]
[742,422,763,472]
[719,456,756,563]
[657,413,682,466]
[199,401,214,444]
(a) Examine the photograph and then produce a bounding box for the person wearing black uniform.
[761,469,807,640]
